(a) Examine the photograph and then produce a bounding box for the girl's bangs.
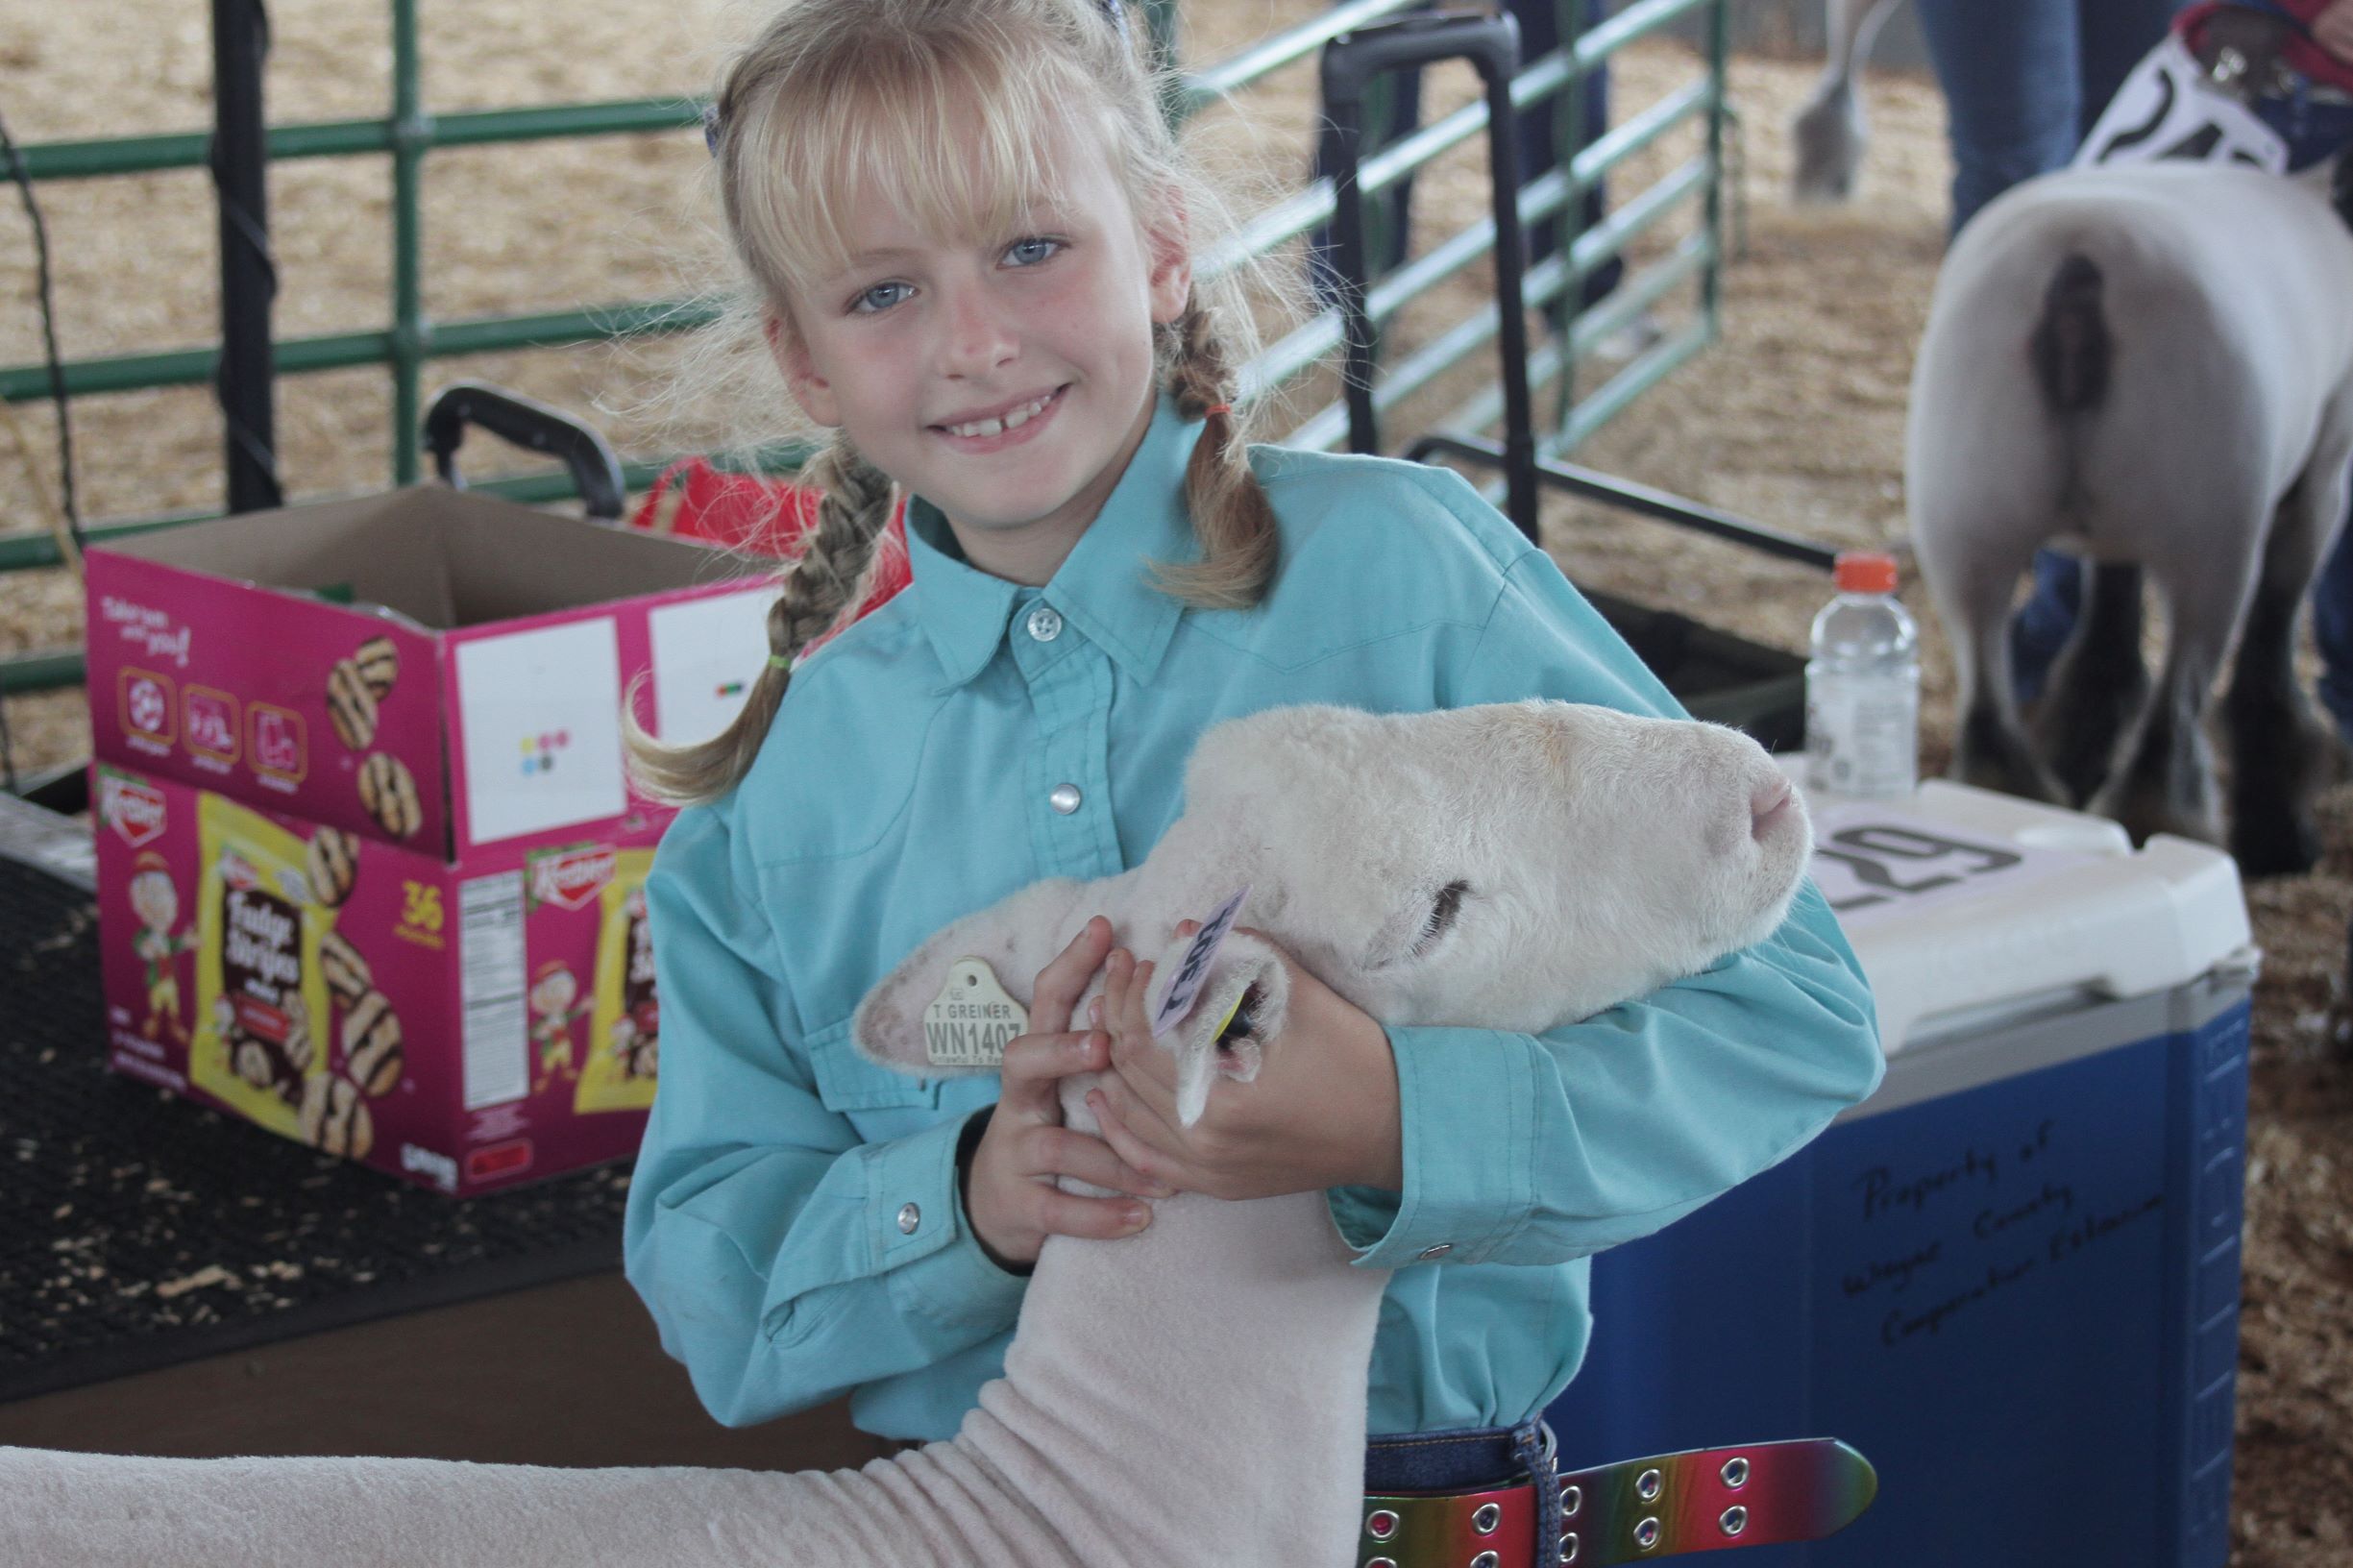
[753,47,1097,300]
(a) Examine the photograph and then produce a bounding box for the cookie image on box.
[341,988,404,1097]
[306,826,360,908]
[356,752,421,839]
[191,795,333,1143]
[297,1072,373,1160]
[318,927,372,1006]
[325,658,380,750]
[351,636,400,700]
[578,853,660,1114]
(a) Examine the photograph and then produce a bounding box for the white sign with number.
[2075,33,2290,172]
[1806,800,2100,932]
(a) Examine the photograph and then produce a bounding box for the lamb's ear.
[1144,929,1290,1126]
[852,877,1086,1077]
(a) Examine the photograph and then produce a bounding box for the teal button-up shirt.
[622,392,1883,1440]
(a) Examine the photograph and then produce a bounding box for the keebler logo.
[530,845,616,911]
[103,774,167,849]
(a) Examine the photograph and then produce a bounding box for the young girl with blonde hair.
[622,0,1883,1559]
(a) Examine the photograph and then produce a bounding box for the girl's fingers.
[996,1028,1105,1115]
[1034,1186,1153,1241]
[1036,1124,1175,1198]
[1031,917,1115,1033]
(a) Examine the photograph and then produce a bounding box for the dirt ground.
[0,2,2346,1560]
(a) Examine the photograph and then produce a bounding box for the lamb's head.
[1189,700,1812,1032]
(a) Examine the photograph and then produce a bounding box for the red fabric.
[2177,1,2353,93]
[627,458,913,651]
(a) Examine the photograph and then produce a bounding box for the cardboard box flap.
[98,488,749,631]
[434,497,748,627]
[104,490,460,630]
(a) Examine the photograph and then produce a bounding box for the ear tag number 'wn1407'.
[924,958,1028,1070]
[1150,884,1251,1040]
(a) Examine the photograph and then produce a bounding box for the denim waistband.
[1363,1414,1548,1492]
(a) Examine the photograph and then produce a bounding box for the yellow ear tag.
[1205,990,1247,1044]
[923,957,1029,1070]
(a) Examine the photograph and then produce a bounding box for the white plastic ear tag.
[924,957,1029,1070]
[1150,884,1251,1039]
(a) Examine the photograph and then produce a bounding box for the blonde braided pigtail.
[1149,298,1280,610]
[622,434,897,807]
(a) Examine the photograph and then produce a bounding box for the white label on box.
[1808,801,2100,931]
[459,870,528,1110]
[647,589,776,746]
[454,618,626,845]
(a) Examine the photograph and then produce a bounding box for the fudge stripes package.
[96,763,669,1197]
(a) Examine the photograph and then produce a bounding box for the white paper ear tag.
[923,957,1028,1070]
[1150,884,1251,1039]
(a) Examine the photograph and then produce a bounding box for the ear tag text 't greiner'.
[924,957,1028,1070]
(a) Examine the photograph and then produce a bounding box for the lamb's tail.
[2030,253,2109,415]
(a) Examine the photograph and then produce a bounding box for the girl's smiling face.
[770,119,1191,584]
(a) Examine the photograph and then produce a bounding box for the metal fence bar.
[0,0,1730,700]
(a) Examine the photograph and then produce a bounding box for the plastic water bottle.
[1805,551,1919,799]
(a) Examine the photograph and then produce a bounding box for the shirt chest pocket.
[804,1016,943,1139]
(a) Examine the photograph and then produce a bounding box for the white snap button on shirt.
[896,1203,921,1236]
[1418,1242,1454,1261]
[1025,604,1064,642]
[1049,783,1083,815]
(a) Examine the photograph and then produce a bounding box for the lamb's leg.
[1920,522,2067,805]
[1791,0,1903,203]
[2028,559,2147,806]
[2223,407,2353,876]
[2089,543,2258,852]
[0,1442,1079,1568]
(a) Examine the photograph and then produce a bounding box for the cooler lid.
[1787,772,2256,1054]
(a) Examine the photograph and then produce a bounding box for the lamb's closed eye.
[1410,880,1469,957]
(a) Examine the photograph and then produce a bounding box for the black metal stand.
[210,0,282,514]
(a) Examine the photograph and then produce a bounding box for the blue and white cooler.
[1545,777,2258,1568]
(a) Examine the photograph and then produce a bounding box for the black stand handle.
[421,381,627,522]
[1322,10,1539,541]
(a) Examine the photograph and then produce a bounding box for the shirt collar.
[901,390,1205,691]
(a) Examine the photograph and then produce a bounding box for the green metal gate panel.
[1,0,1728,697]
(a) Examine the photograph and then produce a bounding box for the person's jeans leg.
[2010,550,2084,708]
[2310,479,2353,744]
[1912,0,2081,235]
[2072,0,2198,140]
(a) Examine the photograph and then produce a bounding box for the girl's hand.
[1085,924,1404,1203]
[2316,0,2353,63]
[962,917,1176,1270]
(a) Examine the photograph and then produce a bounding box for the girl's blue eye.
[1006,236,1062,266]
[853,282,912,315]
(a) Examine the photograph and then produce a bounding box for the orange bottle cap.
[1833,551,1899,595]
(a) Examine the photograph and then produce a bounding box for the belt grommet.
[1634,1517,1661,1551]
[1635,1467,1662,1502]
[1720,1456,1750,1488]
[1721,1506,1749,1537]
[1471,1554,1501,1568]
[1472,1503,1502,1534]
[1366,1509,1399,1541]
[1558,1531,1579,1563]
[1558,1482,1581,1516]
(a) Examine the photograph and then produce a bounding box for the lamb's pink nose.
[1751,777,1795,840]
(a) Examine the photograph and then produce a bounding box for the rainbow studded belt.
[1359,1435,1876,1567]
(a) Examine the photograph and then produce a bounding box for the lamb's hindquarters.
[1909,187,2297,846]
[0,1437,1078,1568]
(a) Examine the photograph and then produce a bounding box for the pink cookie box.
[82,488,783,1194]
[95,762,672,1195]
[85,485,775,864]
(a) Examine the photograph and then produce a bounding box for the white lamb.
[1906,158,2353,874]
[0,698,1814,1568]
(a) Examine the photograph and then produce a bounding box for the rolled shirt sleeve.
[622,802,1028,1429]
[1326,496,1886,1270]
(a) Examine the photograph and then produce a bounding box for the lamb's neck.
[957,1188,1394,1568]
